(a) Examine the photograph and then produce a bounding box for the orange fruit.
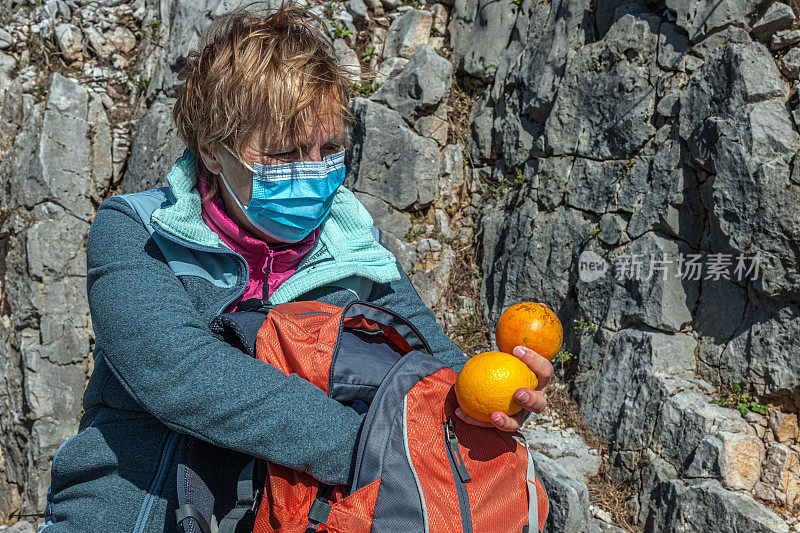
[455,351,538,422]
[495,302,563,360]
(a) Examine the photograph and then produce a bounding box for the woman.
[41,3,552,531]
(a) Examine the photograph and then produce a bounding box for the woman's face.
[198,112,346,243]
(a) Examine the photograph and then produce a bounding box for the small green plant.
[135,76,150,95]
[553,349,575,364]
[574,318,597,334]
[86,123,96,145]
[150,17,161,33]
[586,223,602,238]
[360,46,375,64]
[710,383,770,416]
[331,20,353,39]
[511,0,522,5]
[616,155,635,176]
[34,84,48,96]
[514,167,529,186]
[323,1,335,17]
[355,81,375,97]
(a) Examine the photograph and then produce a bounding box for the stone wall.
[468,0,800,530]
[0,0,799,531]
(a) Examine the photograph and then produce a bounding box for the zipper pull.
[446,418,471,483]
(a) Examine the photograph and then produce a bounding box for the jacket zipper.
[150,220,249,315]
[444,418,473,533]
[132,431,179,533]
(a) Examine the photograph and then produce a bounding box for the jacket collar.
[151,149,400,295]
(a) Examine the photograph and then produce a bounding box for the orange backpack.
[175,300,549,533]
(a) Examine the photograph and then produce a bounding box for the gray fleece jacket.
[40,150,465,532]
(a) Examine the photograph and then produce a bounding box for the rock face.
[346,97,440,211]
[3,0,800,531]
[0,73,107,516]
[371,44,452,145]
[475,1,800,531]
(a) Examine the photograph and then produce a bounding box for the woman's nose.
[305,145,323,162]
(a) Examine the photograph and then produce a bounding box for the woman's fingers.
[455,407,531,432]
[512,345,554,391]
[454,407,494,427]
[514,388,547,413]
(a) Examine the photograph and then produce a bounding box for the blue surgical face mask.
[218,145,346,243]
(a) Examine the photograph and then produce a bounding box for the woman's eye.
[275,150,298,160]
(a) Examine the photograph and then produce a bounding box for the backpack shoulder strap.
[176,435,263,533]
[218,458,264,533]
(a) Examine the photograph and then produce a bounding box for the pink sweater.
[197,170,320,310]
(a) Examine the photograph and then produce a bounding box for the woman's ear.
[197,143,224,175]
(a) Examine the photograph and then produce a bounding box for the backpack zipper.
[443,418,473,533]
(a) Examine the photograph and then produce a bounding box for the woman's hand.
[454,345,554,431]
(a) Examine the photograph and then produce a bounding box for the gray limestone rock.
[515,0,592,123]
[521,425,601,483]
[335,11,357,47]
[346,98,439,210]
[345,0,369,29]
[467,91,496,163]
[438,143,465,213]
[449,0,519,84]
[544,14,659,159]
[411,245,455,308]
[771,29,800,50]
[0,521,36,533]
[754,442,800,508]
[430,3,448,35]
[480,200,590,328]
[692,26,752,59]
[2,73,110,221]
[0,52,16,105]
[646,479,789,532]
[122,94,184,194]
[781,46,800,79]
[0,73,102,517]
[596,1,642,37]
[716,300,800,395]
[334,39,361,83]
[371,44,452,129]
[576,329,698,452]
[493,93,539,168]
[382,9,432,59]
[665,0,761,43]
[679,42,785,168]
[610,233,699,331]
[353,191,411,244]
[627,138,704,246]
[710,104,800,300]
[658,22,690,71]
[372,57,409,89]
[751,2,796,42]
[529,450,599,533]
[54,23,84,61]
[0,28,12,49]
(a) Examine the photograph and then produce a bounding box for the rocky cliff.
[0,0,798,531]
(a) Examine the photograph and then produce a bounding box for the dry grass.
[440,244,491,356]
[446,80,479,160]
[547,383,637,532]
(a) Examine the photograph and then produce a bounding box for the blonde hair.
[173,1,355,199]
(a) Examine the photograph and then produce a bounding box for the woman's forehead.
[245,112,345,153]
